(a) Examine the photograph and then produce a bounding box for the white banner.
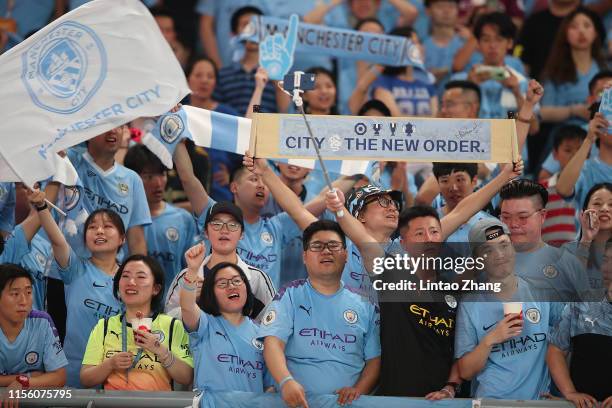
[0,0,190,184]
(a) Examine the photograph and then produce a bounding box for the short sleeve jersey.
[0,226,30,265]
[187,310,269,392]
[19,232,52,311]
[257,279,380,394]
[454,278,561,399]
[0,310,67,375]
[65,150,151,256]
[50,248,123,387]
[371,75,436,116]
[82,313,192,390]
[514,244,591,301]
[145,203,197,293]
[197,198,302,288]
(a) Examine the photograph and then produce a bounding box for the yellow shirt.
[82,313,193,391]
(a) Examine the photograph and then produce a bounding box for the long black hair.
[197,262,254,317]
[113,255,166,313]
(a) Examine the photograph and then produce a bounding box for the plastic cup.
[132,317,152,332]
[503,302,523,327]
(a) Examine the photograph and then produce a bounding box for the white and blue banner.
[0,0,190,185]
[242,15,424,69]
[142,106,371,176]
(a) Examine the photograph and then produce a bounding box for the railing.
[0,389,576,408]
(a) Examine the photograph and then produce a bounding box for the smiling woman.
[179,243,272,393]
[79,255,193,391]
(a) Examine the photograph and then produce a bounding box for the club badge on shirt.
[166,227,179,242]
[343,309,358,324]
[542,265,558,279]
[525,308,541,324]
[445,294,457,309]
[261,231,273,244]
[117,183,129,196]
[252,338,264,351]
[262,310,276,326]
[25,351,39,365]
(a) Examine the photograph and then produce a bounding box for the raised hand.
[243,150,269,175]
[525,79,544,105]
[259,14,299,80]
[579,209,600,243]
[184,242,206,271]
[27,187,46,208]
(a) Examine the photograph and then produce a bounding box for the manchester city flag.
[0,0,190,185]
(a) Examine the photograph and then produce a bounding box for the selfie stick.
[280,71,344,218]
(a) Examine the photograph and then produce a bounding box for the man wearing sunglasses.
[258,220,380,408]
[164,201,276,320]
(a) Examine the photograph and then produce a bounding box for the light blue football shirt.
[423,35,465,96]
[0,182,15,234]
[197,198,302,289]
[0,310,68,376]
[51,248,122,387]
[514,243,592,301]
[455,278,561,399]
[0,225,30,264]
[19,232,52,311]
[0,310,68,375]
[257,279,380,394]
[145,203,197,294]
[65,150,151,257]
[188,311,269,392]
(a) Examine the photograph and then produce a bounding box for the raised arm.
[180,243,206,332]
[174,141,210,217]
[441,159,523,240]
[415,174,440,206]
[246,68,270,119]
[303,0,342,24]
[243,152,316,230]
[199,15,222,69]
[28,189,70,269]
[389,0,418,24]
[303,175,360,217]
[515,80,544,152]
[325,190,384,273]
[126,226,147,256]
[348,65,383,114]
[556,113,603,198]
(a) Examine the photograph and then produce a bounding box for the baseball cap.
[469,218,510,254]
[205,201,244,230]
[345,185,403,219]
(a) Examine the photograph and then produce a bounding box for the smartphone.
[282,72,316,92]
[588,211,597,229]
[476,65,509,81]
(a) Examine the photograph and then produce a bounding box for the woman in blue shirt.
[180,243,271,392]
[540,8,607,126]
[34,192,125,388]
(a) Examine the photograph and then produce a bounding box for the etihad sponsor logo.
[299,328,357,352]
[236,248,277,264]
[150,251,176,263]
[84,187,129,214]
[492,333,547,358]
[217,353,263,379]
[409,304,454,337]
[83,299,121,317]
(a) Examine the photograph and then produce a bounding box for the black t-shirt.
[376,269,459,396]
[516,10,566,80]
[570,333,612,401]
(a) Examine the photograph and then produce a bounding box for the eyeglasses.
[365,195,399,210]
[307,240,345,252]
[500,210,542,225]
[209,220,241,232]
[214,276,244,289]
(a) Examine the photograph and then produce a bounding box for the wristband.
[35,202,48,212]
[440,387,454,398]
[183,275,196,284]
[279,375,294,389]
[16,374,30,388]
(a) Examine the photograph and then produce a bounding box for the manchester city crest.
[445,294,457,309]
[525,308,541,324]
[117,182,129,196]
[160,114,185,144]
[252,338,264,351]
[543,265,558,279]
[21,21,107,114]
[63,186,81,211]
[262,310,276,326]
[261,231,273,244]
[166,227,179,242]
[25,351,39,365]
[343,309,358,324]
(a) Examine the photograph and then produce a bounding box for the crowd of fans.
[1,0,611,407]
